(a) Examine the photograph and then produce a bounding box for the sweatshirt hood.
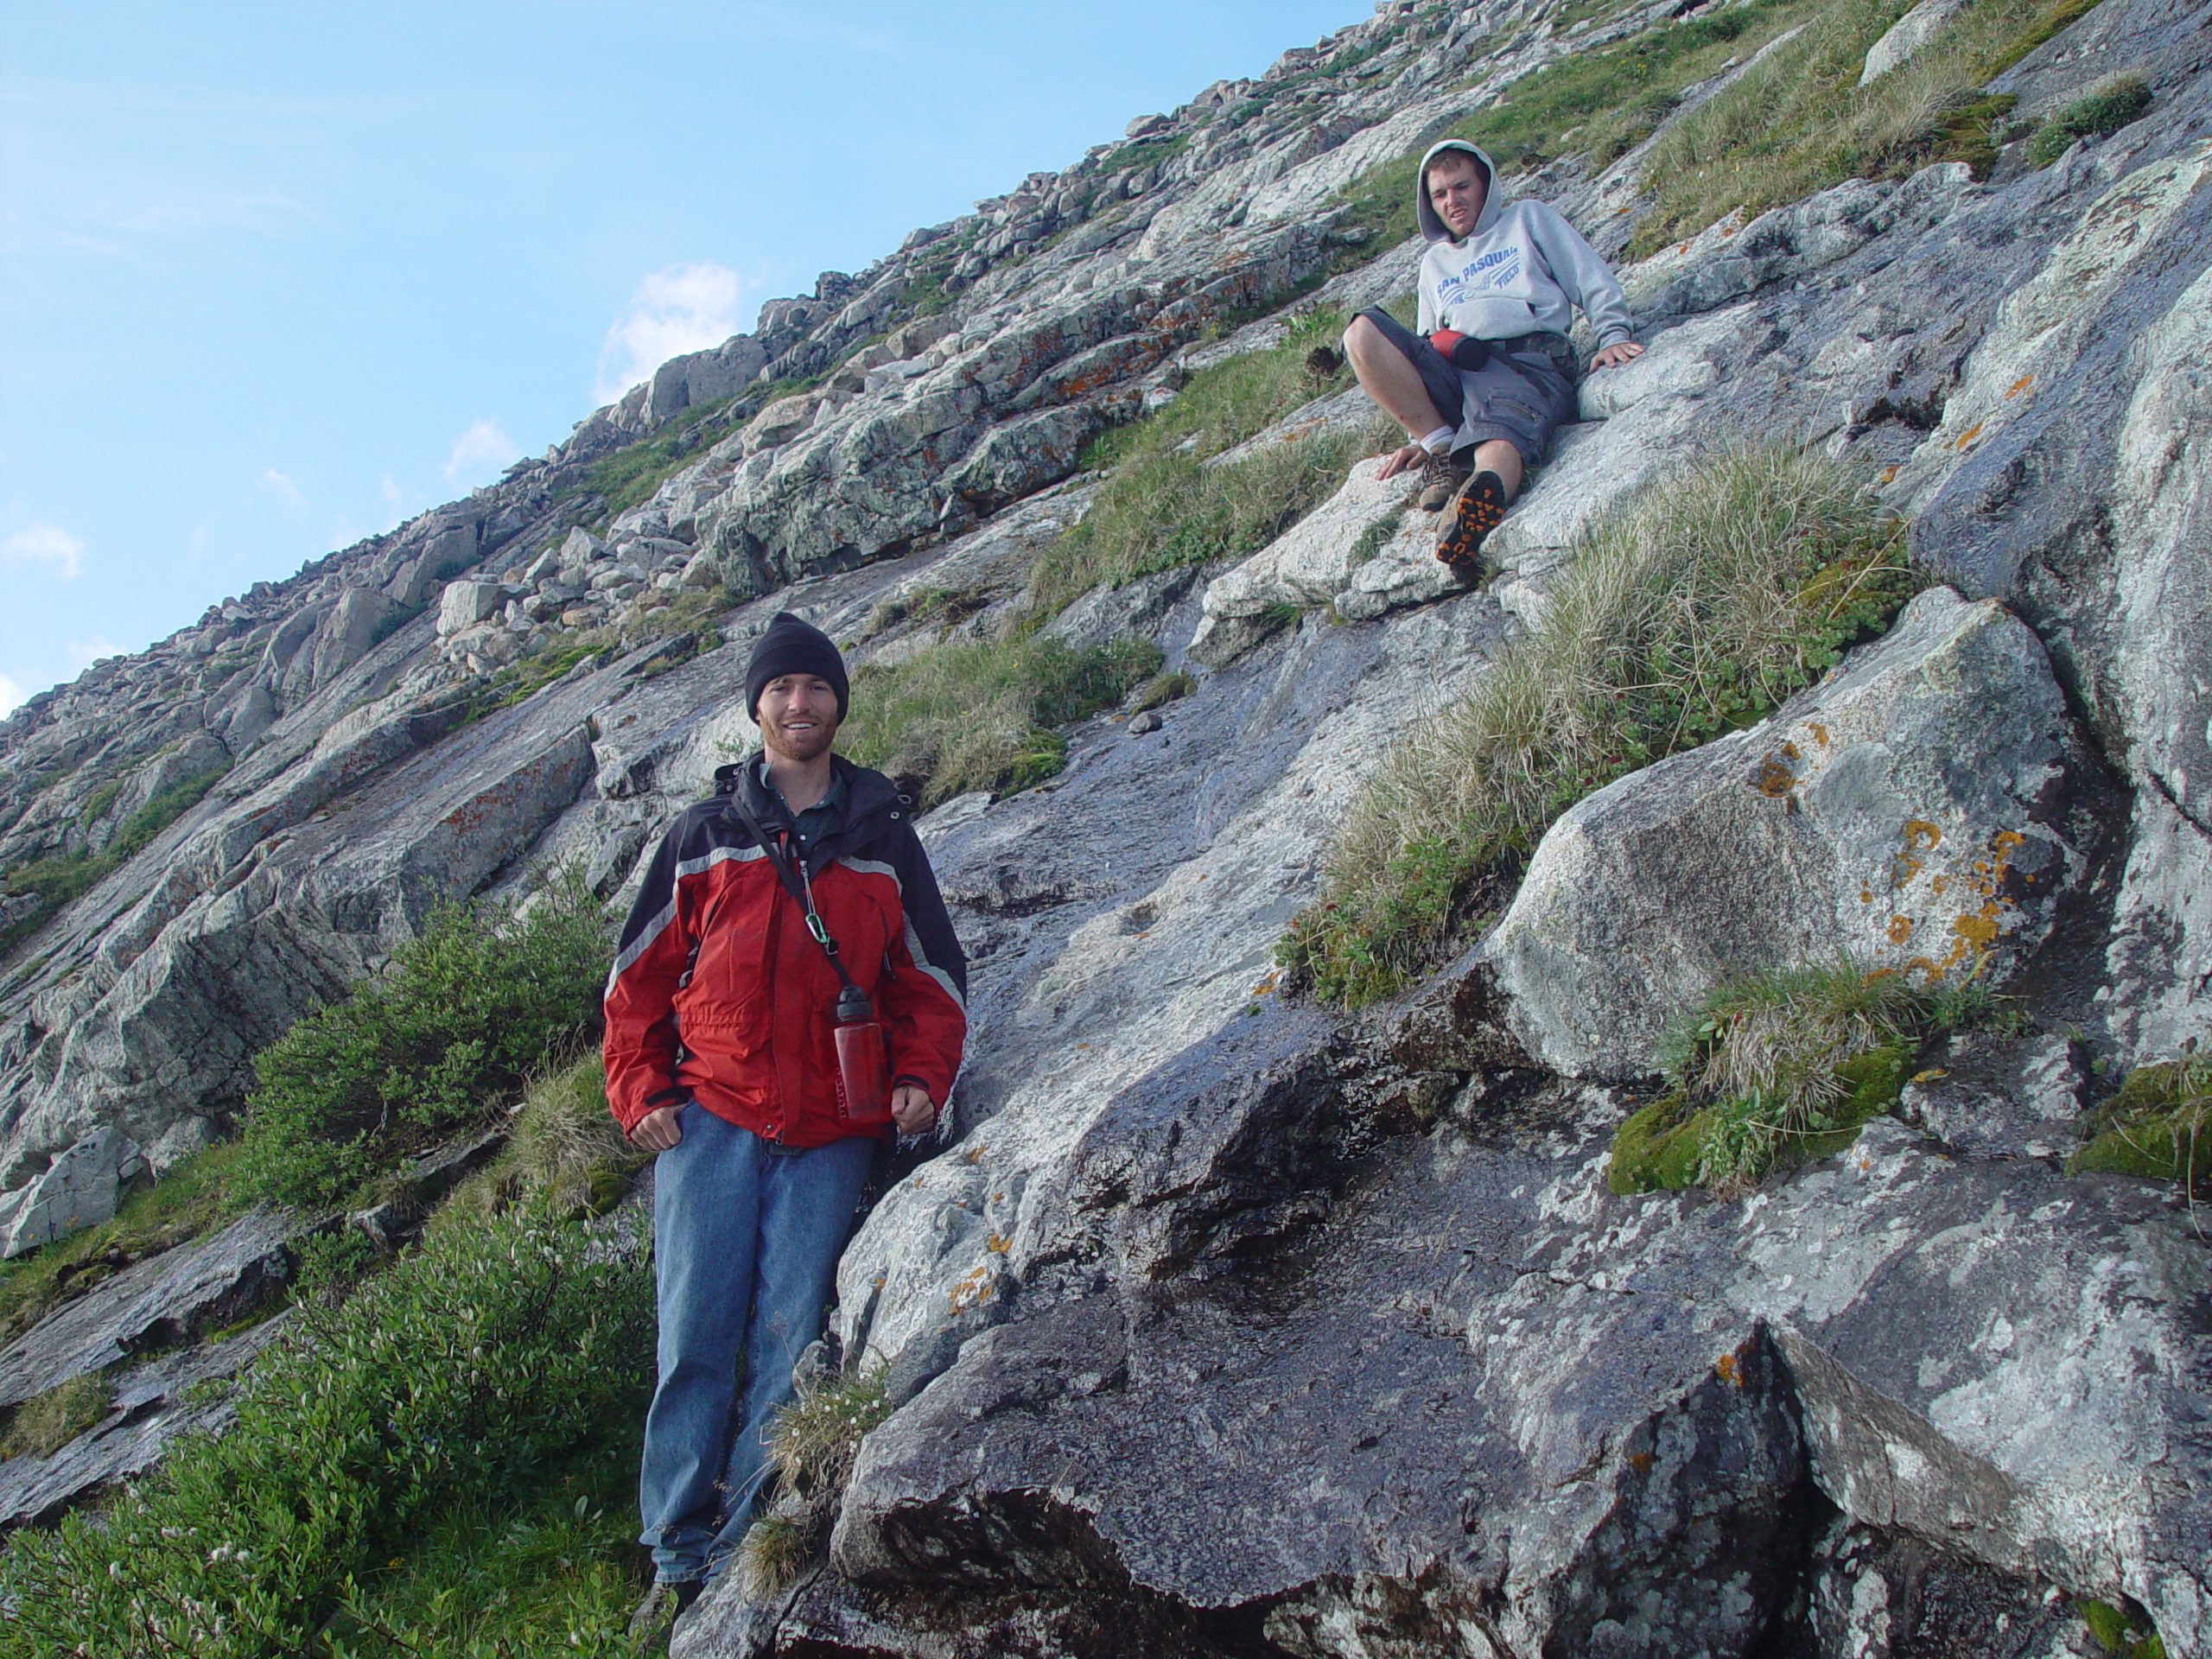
[1414,140,1505,245]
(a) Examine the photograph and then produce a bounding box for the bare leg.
[1344,315,1450,439]
[1473,438,1523,503]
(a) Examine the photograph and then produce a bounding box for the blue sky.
[0,1,1361,714]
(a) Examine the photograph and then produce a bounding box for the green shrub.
[0,1201,653,1659]
[0,849,113,953]
[315,1422,646,1657]
[1609,963,1992,1195]
[2025,73,2152,165]
[1282,448,1916,1006]
[840,635,1161,805]
[1629,0,2106,256]
[4,761,237,950]
[2070,1051,2209,1189]
[232,870,611,1210]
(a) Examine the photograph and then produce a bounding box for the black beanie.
[745,611,849,722]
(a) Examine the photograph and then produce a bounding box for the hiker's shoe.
[627,1578,704,1645]
[1414,450,1474,512]
[1435,470,1509,569]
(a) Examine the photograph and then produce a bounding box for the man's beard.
[763,718,836,764]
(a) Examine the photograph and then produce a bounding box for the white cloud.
[0,674,24,717]
[594,263,747,403]
[442,419,520,485]
[259,468,305,505]
[66,635,120,668]
[2,523,86,581]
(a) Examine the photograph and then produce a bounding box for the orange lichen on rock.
[1888,915,1914,944]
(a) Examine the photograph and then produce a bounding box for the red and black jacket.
[603,756,968,1146]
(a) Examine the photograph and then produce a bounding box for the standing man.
[1342,138,1643,570]
[604,610,967,1612]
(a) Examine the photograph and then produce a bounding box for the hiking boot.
[1435,470,1509,569]
[627,1578,704,1647]
[1414,449,1473,512]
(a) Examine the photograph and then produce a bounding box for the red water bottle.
[832,983,893,1128]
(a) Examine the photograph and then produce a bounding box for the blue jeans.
[638,1104,875,1584]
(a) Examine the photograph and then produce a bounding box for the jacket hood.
[1415,139,1504,245]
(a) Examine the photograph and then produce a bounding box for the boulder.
[1189,457,1404,664]
[1481,589,2110,1079]
[436,580,506,637]
[741,394,818,455]
[0,1128,144,1258]
[1859,0,1974,83]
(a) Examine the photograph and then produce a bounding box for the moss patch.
[1606,962,1998,1196]
[2070,1053,2209,1188]
[2078,1597,2167,1659]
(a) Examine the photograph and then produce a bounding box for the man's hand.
[1590,341,1644,372]
[627,1105,683,1154]
[891,1083,938,1135]
[1376,442,1430,480]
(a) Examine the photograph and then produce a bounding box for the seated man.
[1344,138,1643,569]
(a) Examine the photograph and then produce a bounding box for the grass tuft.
[1025,307,1376,614]
[840,636,1161,806]
[2070,1050,2209,1191]
[2025,72,2152,166]
[738,1512,812,1601]
[0,1371,113,1460]
[764,1362,892,1503]
[1282,448,1916,1006]
[1130,671,1196,713]
[467,1053,648,1222]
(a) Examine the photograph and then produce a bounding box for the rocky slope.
[1,0,2208,1652]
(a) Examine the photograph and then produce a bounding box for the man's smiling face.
[756,672,840,763]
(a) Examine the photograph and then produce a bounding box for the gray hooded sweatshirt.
[1414,140,1635,349]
